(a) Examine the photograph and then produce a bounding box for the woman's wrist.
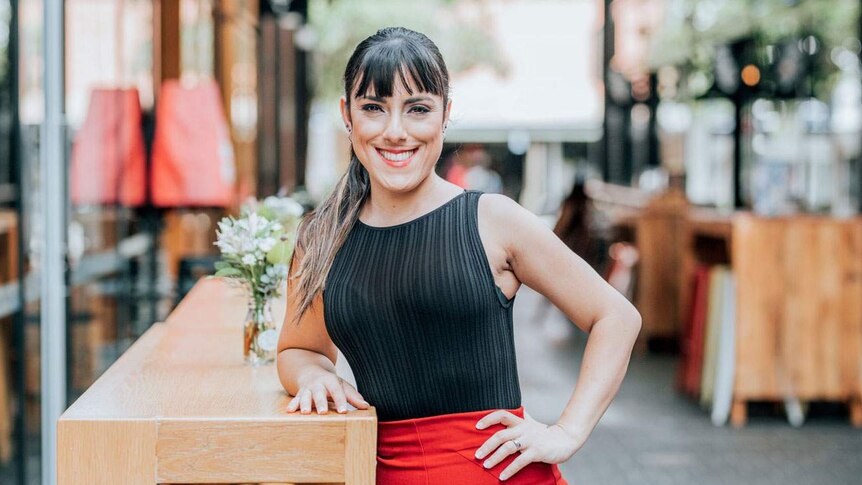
[550,421,586,450]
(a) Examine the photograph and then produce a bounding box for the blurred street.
[515,287,862,485]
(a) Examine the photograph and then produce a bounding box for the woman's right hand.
[286,369,370,415]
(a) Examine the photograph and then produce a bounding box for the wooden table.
[58,277,377,484]
[681,212,862,427]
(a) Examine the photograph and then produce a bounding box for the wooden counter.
[58,277,377,484]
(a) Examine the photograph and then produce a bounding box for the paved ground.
[514,287,862,485]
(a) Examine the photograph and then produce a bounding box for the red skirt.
[376,406,570,484]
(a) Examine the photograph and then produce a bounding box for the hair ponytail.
[289,154,369,325]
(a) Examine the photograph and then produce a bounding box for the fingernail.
[474,451,484,459]
[338,406,347,413]
[475,422,485,429]
[483,461,491,469]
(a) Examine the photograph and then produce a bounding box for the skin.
[276,75,642,481]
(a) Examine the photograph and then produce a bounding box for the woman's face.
[341,78,450,194]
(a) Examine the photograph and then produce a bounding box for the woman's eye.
[409,105,430,114]
[362,104,383,112]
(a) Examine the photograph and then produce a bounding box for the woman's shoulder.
[475,192,546,249]
[475,192,532,224]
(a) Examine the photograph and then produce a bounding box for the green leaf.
[257,206,277,221]
[215,268,243,278]
[214,260,232,271]
[266,239,295,265]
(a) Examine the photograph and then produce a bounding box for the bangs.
[351,39,447,100]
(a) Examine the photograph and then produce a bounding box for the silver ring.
[511,439,522,450]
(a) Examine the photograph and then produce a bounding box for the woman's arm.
[473,194,641,479]
[276,249,369,414]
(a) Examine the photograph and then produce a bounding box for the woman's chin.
[374,172,426,194]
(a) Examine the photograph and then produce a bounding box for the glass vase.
[243,297,278,366]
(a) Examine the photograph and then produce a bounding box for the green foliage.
[215,267,243,277]
[652,0,860,100]
[308,0,508,101]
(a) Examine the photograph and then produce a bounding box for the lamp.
[70,88,146,207]
[150,79,236,208]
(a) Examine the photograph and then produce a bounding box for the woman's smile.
[376,147,418,168]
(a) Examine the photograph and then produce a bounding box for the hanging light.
[741,64,761,87]
[70,88,146,207]
[150,79,236,208]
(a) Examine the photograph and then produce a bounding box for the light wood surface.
[58,277,377,484]
[682,212,862,426]
[634,189,689,345]
[730,215,862,426]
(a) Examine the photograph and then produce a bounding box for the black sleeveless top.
[323,190,521,421]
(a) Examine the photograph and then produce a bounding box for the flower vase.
[243,298,278,366]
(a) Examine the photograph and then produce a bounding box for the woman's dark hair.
[289,27,451,325]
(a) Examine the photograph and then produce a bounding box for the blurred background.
[4,0,862,483]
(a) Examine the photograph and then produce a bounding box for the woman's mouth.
[376,148,417,168]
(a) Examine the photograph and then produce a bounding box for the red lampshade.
[70,87,147,207]
[150,79,236,208]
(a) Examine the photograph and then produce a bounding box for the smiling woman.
[276,26,640,485]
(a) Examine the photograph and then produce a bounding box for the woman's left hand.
[474,410,584,481]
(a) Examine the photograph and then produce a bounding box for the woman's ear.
[339,96,351,132]
[444,99,453,126]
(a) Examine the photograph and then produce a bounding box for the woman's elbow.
[611,299,642,339]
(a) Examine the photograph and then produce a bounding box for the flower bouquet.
[213,196,304,365]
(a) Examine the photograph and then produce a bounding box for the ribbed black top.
[323,190,521,421]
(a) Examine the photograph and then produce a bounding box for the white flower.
[258,237,277,252]
[215,200,300,298]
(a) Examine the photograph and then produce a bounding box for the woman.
[276,27,641,484]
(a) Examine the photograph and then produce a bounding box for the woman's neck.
[361,175,463,226]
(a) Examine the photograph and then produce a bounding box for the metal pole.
[600,0,613,181]
[9,0,27,481]
[41,0,66,484]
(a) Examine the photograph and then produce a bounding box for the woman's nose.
[382,113,407,142]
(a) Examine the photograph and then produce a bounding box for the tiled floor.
[514,287,862,485]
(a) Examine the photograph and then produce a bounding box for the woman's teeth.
[378,149,416,162]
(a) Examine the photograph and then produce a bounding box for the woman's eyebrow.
[356,95,434,104]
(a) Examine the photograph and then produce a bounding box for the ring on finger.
[511,439,522,451]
